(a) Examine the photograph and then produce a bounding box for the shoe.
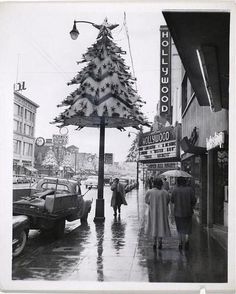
[158,241,162,250]
[178,243,183,250]
[184,241,189,250]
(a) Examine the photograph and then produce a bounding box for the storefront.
[206,131,228,229]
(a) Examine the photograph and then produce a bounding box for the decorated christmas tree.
[53,18,149,130]
[61,152,73,169]
[126,136,139,162]
[52,18,150,221]
[42,147,58,175]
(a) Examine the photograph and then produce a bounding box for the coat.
[145,188,171,238]
[110,182,127,207]
[171,186,196,217]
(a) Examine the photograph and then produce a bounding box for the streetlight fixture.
[70,20,99,40]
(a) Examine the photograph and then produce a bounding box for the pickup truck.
[13,177,92,241]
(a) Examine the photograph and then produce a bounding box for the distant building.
[13,90,39,175]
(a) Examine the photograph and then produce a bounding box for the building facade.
[13,90,39,175]
[163,11,229,247]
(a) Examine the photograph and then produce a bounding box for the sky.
[0,2,167,162]
[1,1,232,162]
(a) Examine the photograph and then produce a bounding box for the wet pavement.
[12,184,227,282]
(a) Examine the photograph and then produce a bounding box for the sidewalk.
[12,184,227,282]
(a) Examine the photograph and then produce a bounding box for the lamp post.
[53,18,149,222]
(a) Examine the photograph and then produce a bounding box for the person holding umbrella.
[145,177,171,250]
[170,176,196,250]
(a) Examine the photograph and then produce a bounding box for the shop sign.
[104,153,113,165]
[14,81,26,92]
[206,131,225,150]
[160,26,171,120]
[53,134,68,146]
[146,162,180,170]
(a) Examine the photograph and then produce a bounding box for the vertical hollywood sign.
[160,26,171,120]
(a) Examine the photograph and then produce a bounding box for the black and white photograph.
[0,1,235,293]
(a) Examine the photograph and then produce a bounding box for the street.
[12,183,227,282]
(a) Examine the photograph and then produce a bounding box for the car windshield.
[88,176,98,180]
[41,183,70,192]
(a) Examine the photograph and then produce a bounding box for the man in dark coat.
[110,178,127,217]
[171,177,196,250]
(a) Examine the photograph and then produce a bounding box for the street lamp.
[128,131,140,189]
[70,20,100,40]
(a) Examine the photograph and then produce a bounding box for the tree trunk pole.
[94,117,105,222]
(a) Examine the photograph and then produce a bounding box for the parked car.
[104,175,113,186]
[13,177,92,240]
[84,175,98,188]
[13,175,27,184]
[119,177,137,193]
[12,215,30,257]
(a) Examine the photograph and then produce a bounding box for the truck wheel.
[54,219,65,239]
[13,230,27,257]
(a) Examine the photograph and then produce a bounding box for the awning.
[25,166,38,172]
[162,11,229,111]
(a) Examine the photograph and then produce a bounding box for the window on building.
[14,103,23,117]
[25,109,34,122]
[14,119,22,133]
[23,142,33,156]
[24,124,33,136]
[13,139,21,154]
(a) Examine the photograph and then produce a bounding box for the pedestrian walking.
[170,176,196,250]
[162,177,170,191]
[148,176,154,189]
[110,178,127,217]
[145,177,171,250]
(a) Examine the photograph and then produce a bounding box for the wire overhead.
[123,12,137,91]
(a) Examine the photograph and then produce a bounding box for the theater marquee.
[139,127,180,163]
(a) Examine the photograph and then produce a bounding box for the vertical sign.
[160,26,171,123]
[104,153,113,165]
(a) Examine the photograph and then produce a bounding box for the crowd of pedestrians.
[110,174,196,251]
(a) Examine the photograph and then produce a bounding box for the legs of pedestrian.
[184,234,190,250]
[153,236,157,250]
[178,233,184,250]
[113,207,117,217]
[158,237,163,249]
[118,205,121,214]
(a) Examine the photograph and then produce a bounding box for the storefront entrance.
[213,150,228,227]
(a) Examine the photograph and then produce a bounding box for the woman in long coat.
[145,177,171,250]
[110,178,127,216]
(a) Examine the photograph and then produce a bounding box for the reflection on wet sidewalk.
[12,185,227,282]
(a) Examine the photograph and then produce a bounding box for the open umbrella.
[160,170,192,178]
